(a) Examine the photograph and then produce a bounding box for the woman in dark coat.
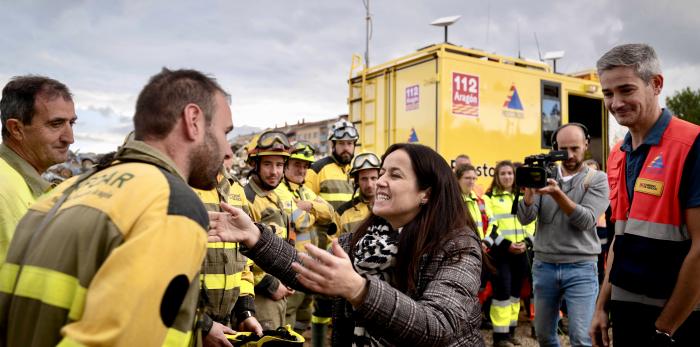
[209,143,485,346]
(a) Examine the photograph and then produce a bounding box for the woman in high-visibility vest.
[482,160,534,347]
[455,164,494,240]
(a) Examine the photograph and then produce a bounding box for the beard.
[188,132,222,190]
[332,150,353,165]
[563,159,583,173]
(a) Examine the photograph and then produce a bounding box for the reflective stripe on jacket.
[608,116,700,303]
[337,196,370,235]
[482,191,534,249]
[193,172,254,324]
[0,144,51,265]
[305,156,353,210]
[243,179,289,296]
[0,140,207,347]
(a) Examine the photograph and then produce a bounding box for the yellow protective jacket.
[0,140,208,347]
[305,156,353,212]
[193,171,255,329]
[0,143,51,265]
[243,178,290,298]
[275,180,318,252]
[482,190,535,251]
[336,196,370,235]
[462,191,495,240]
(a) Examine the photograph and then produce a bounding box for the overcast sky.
[1,0,698,153]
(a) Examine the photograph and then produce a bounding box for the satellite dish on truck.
[430,15,461,43]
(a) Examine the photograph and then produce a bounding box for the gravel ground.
[301,313,574,346]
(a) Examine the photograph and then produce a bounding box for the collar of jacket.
[0,143,51,197]
[115,140,186,181]
[327,154,351,173]
[248,176,275,198]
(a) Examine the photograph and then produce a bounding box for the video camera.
[515,150,568,188]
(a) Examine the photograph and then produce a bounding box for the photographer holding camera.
[517,123,609,347]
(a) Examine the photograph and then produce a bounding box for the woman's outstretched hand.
[291,239,368,307]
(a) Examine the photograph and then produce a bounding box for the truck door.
[568,94,606,168]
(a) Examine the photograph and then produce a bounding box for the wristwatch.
[652,329,675,347]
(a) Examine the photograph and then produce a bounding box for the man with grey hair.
[590,43,700,347]
[0,76,76,265]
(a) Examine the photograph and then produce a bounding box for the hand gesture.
[207,202,260,248]
[508,242,526,255]
[203,321,235,347]
[238,316,263,336]
[294,199,313,212]
[536,178,561,196]
[291,239,367,306]
[270,282,295,301]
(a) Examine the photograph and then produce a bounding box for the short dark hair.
[133,68,228,140]
[455,164,476,180]
[1,75,73,139]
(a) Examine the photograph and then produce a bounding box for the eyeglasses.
[258,131,290,150]
[352,153,381,170]
[332,126,359,140]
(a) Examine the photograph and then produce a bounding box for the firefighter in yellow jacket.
[277,142,337,333]
[482,161,535,347]
[0,68,233,347]
[336,152,380,235]
[193,163,262,346]
[243,130,296,331]
[304,120,358,345]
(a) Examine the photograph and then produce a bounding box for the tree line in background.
[666,87,700,125]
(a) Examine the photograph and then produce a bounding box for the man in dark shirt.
[590,43,700,347]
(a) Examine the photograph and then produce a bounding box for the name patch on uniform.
[634,178,664,196]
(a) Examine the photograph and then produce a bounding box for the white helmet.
[328,120,359,141]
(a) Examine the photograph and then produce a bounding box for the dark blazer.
[244,224,485,346]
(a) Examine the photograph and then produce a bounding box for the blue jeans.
[532,260,598,347]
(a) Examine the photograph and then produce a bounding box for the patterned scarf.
[351,222,399,347]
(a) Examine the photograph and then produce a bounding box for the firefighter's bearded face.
[188,92,233,190]
[556,126,587,174]
[358,169,379,200]
[258,156,285,189]
[333,140,355,165]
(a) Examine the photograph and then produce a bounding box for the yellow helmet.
[247,130,291,160]
[288,141,316,163]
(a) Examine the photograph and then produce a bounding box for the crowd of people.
[0,42,698,347]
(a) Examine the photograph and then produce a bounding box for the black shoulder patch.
[336,198,355,216]
[244,184,256,204]
[310,156,334,174]
[160,274,190,327]
[160,168,208,230]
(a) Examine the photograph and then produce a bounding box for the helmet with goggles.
[289,141,316,163]
[349,152,381,177]
[328,120,359,142]
[247,130,291,160]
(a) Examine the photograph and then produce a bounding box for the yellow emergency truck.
[348,43,612,187]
